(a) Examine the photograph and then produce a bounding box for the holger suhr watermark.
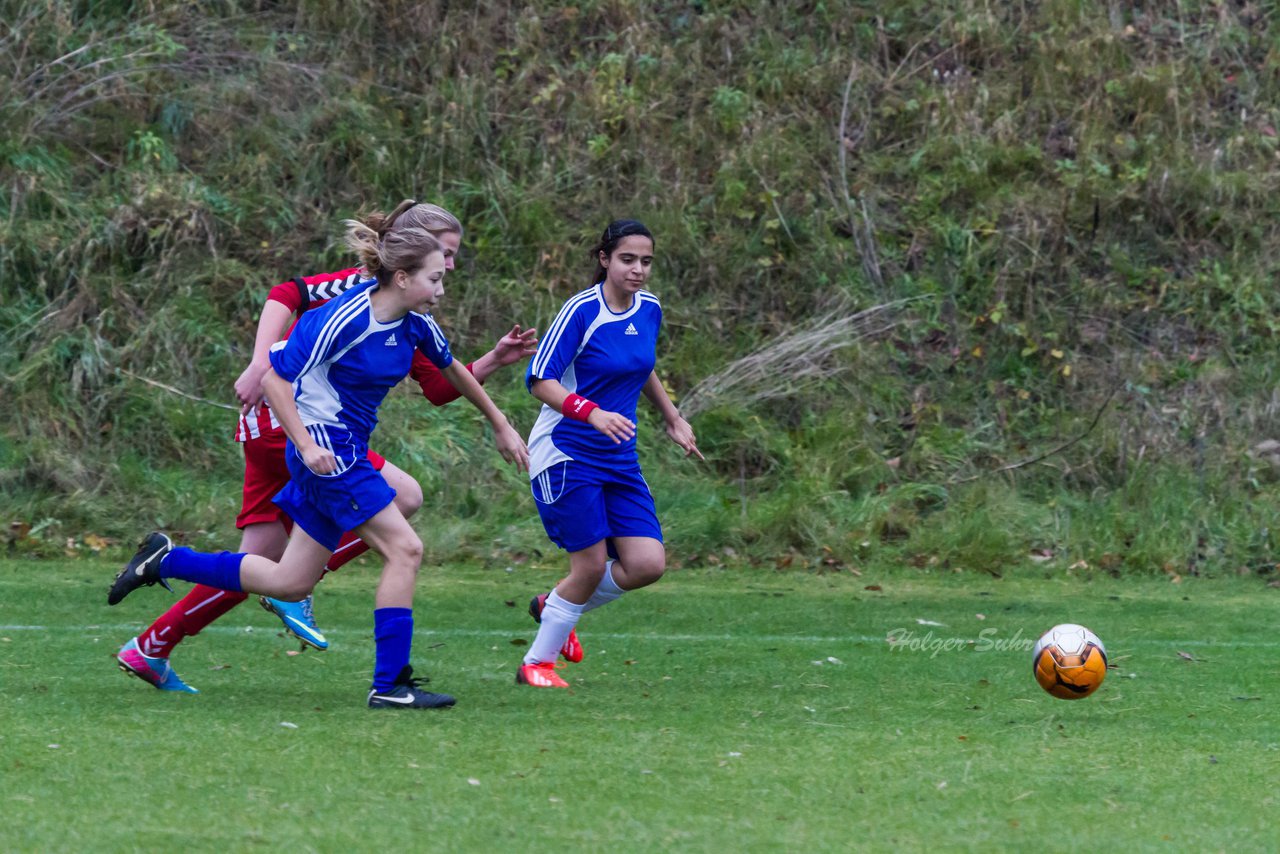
[886,627,1035,658]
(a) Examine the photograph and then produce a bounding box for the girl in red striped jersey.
[110,209,528,708]
[114,203,537,693]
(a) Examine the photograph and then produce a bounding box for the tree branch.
[949,383,1124,484]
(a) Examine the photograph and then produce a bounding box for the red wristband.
[561,393,599,422]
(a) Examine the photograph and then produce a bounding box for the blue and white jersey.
[525,283,661,478]
[269,278,453,467]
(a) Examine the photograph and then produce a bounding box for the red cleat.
[559,630,583,664]
[528,593,584,663]
[517,661,569,689]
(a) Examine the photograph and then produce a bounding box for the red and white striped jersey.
[235,269,365,442]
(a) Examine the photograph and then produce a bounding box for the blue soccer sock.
[372,608,414,691]
[159,548,245,592]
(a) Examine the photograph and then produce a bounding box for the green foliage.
[5,2,1280,574]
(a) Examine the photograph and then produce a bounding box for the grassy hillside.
[4,1,1280,577]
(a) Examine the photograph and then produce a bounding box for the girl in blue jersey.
[110,206,529,709]
[518,219,702,689]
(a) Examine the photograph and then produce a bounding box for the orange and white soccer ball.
[1032,624,1108,699]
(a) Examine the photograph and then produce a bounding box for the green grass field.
[1,558,1275,852]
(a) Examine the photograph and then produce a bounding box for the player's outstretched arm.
[412,324,538,406]
[471,324,538,382]
[440,360,529,472]
[529,377,637,446]
[234,298,296,414]
[641,371,704,460]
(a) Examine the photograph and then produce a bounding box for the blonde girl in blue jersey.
[109,204,529,708]
[518,219,702,689]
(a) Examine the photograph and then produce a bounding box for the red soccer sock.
[135,585,249,658]
[325,532,369,572]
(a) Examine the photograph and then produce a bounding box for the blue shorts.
[273,439,397,552]
[530,460,662,553]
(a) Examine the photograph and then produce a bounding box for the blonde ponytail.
[343,198,458,279]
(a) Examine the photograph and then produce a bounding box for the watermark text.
[885,627,1034,657]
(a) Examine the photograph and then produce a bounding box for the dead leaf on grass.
[83,534,111,552]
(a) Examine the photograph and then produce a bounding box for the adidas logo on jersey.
[385,334,398,347]
[624,323,639,336]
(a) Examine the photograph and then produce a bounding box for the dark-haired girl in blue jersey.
[517,219,702,689]
[110,203,529,709]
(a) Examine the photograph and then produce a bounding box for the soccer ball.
[1031,623,1108,700]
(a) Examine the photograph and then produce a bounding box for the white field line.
[0,624,1277,648]
[6,625,883,644]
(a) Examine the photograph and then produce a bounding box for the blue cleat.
[116,638,198,694]
[260,595,329,650]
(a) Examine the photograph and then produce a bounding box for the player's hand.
[491,325,538,367]
[234,361,270,415]
[493,419,530,472]
[300,443,337,475]
[587,409,636,445]
[665,415,705,461]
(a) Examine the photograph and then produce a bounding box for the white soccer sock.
[581,560,624,614]
[524,591,585,665]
